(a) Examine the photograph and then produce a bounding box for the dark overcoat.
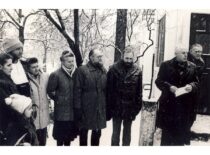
[155,58,199,131]
[106,60,142,120]
[47,68,74,121]
[73,62,107,130]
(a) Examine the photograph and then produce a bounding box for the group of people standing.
[0,36,205,146]
[0,38,142,146]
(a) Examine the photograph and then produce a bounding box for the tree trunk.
[19,26,24,44]
[73,9,83,66]
[114,9,127,62]
[18,9,24,44]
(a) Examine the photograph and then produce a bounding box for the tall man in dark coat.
[106,47,142,146]
[155,48,199,146]
[73,49,107,146]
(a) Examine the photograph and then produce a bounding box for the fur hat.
[5,94,32,114]
[2,38,23,53]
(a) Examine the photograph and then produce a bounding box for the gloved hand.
[31,104,38,120]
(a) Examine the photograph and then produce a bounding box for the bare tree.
[79,9,117,64]
[0,9,41,43]
[43,9,83,66]
[126,10,141,42]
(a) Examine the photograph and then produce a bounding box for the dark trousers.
[161,128,190,146]
[36,128,47,146]
[79,129,101,146]
[111,117,132,146]
[57,140,71,146]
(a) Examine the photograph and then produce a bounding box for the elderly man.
[187,44,205,136]
[106,47,142,146]
[2,38,30,97]
[155,48,199,146]
[188,43,205,79]
[73,49,107,146]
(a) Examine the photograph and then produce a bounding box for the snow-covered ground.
[46,113,210,146]
[190,115,210,146]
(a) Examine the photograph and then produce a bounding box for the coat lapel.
[124,65,138,80]
[28,73,40,88]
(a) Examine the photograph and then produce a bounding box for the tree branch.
[43,9,63,32]
[0,20,18,29]
[55,9,66,30]
[3,9,21,27]
[14,9,19,17]
[23,10,41,27]
[127,10,140,42]
[94,9,103,40]
[81,9,89,19]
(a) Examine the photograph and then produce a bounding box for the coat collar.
[113,60,139,79]
[171,57,194,69]
[187,52,205,66]
[87,61,106,73]
[60,67,74,79]
[0,70,13,83]
[27,72,42,87]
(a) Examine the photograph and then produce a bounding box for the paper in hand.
[175,86,189,97]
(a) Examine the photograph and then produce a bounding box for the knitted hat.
[5,94,32,114]
[2,38,23,53]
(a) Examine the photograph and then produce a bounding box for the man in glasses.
[187,44,205,143]
[188,44,205,79]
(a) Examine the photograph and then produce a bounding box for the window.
[156,15,166,66]
[190,13,210,54]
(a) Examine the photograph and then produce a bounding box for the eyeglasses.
[194,50,202,54]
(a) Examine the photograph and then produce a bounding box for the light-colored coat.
[28,72,50,130]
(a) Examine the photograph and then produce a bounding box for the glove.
[31,104,38,120]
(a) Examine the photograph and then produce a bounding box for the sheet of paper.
[175,86,188,97]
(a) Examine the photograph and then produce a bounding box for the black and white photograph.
[1,0,210,149]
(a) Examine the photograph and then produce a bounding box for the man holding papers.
[155,47,199,146]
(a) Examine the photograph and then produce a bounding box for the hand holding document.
[174,84,192,97]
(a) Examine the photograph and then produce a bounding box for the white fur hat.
[2,38,23,53]
[5,94,32,114]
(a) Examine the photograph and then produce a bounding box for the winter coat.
[187,52,205,80]
[0,70,19,135]
[155,58,199,131]
[28,72,50,130]
[106,60,142,121]
[73,62,107,130]
[3,114,38,146]
[0,70,38,146]
[187,52,206,114]
[47,68,74,121]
